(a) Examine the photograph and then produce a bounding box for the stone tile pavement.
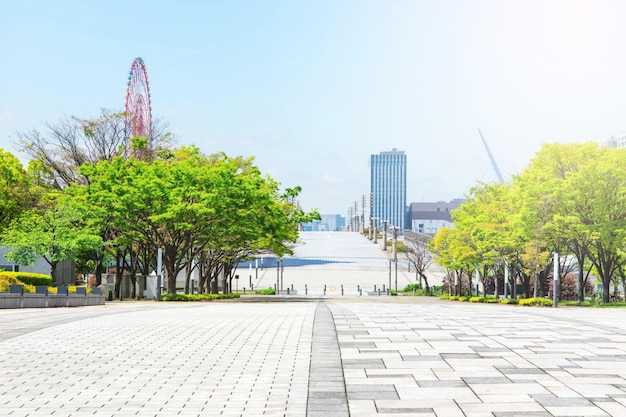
[2,299,626,416]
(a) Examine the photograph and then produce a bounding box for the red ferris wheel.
[124,57,152,155]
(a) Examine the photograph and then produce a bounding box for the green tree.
[4,199,102,285]
[0,149,36,233]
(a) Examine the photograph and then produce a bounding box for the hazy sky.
[2,1,625,214]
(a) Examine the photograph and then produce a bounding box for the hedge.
[519,297,553,307]
[0,272,52,287]
[161,293,240,301]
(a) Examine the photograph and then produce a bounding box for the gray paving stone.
[7,252,626,417]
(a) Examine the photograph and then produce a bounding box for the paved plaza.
[3,300,626,416]
[249,231,445,295]
[2,233,626,416]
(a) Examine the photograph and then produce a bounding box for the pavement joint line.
[306,302,349,417]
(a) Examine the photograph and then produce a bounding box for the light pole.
[373,217,378,244]
[382,220,388,251]
[553,252,559,308]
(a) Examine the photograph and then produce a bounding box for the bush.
[484,297,499,303]
[519,297,553,307]
[0,274,36,293]
[439,294,450,300]
[449,295,459,301]
[390,290,398,296]
[402,283,421,292]
[500,298,519,305]
[161,293,240,301]
[458,296,469,302]
[255,288,276,295]
[0,272,53,287]
[469,296,484,303]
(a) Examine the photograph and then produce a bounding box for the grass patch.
[559,300,594,307]
[596,302,626,308]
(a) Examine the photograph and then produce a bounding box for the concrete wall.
[0,292,105,309]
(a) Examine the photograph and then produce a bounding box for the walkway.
[2,299,626,416]
[249,231,444,295]
[2,232,626,416]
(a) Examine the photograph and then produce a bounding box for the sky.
[2,0,626,215]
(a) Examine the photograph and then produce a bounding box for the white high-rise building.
[606,135,626,148]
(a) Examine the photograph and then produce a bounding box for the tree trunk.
[114,250,124,299]
[94,251,104,286]
[420,273,430,295]
[197,260,206,294]
[49,260,58,287]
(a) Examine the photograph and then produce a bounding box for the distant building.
[0,246,75,285]
[370,149,407,230]
[408,199,465,234]
[606,135,626,148]
[302,214,345,231]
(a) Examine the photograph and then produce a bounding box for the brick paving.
[2,233,626,416]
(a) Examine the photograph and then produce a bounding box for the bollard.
[387,289,390,295]
[291,284,294,291]
[359,288,362,296]
[251,284,254,291]
[287,288,290,295]
[341,285,344,295]
[383,284,386,292]
[378,289,381,296]
[374,285,377,292]
[243,287,246,293]
[357,285,360,292]
[305,284,308,295]
[324,285,326,295]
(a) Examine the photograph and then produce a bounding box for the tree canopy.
[431,142,626,303]
[3,111,318,294]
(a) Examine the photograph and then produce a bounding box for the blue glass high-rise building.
[370,149,407,230]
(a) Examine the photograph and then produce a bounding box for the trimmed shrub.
[1,272,53,287]
[255,288,276,295]
[439,294,450,300]
[458,296,469,302]
[484,297,499,303]
[161,293,240,301]
[500,298,519,305]
[519,297,553,307]
[0,274,36,293]
[402,283,421,292]
[390,290,398,296]
[449,295,459,301]
[469,296,483,303]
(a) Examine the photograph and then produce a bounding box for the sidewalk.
[2,299,626,416]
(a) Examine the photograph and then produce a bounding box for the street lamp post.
[373,217,378,244]
[382,220,388,251]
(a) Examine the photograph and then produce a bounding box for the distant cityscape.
[302,148,464,234]
[305,135,624,234]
